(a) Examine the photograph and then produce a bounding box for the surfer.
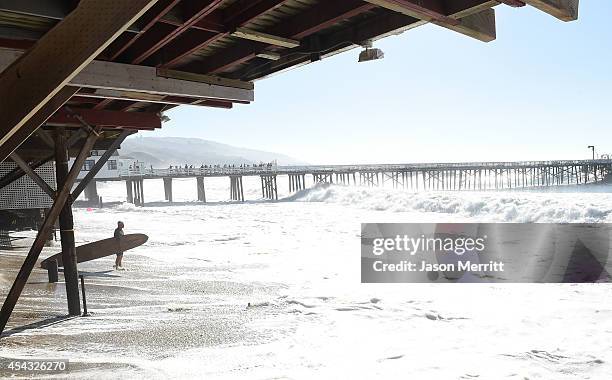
[114,221,125,270]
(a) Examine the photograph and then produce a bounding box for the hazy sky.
[149,2,612,165]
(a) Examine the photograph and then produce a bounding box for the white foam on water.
[289,183,612,223]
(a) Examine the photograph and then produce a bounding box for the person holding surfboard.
[114,221,125,270]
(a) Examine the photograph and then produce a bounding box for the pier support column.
[126,180,134,204]
[47,260,58,283]
[197,177,206,202]
[163,178,173,202]
[133,180,139,205]
[260,175,278,200]
[54,128,80,316]
[132,179,144,206]
[289,174,305,192]
[139,179,145,205]
[84,181,98,203]
[230,176,244,202]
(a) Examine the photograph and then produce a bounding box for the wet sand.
[0,237,287,378]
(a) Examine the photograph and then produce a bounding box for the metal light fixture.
[358,41,384,63]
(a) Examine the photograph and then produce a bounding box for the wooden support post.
[136,180,142,206]
[126,180,134,203]
[140,179,145,205]
[47,260,58,284]
[239,176,244,202]
[197,177,206,202]
[54,127,81,316]
[163,177,173,202]
[260,176,265,198]
[134,180,140,205]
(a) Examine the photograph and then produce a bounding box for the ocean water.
[2,177,612,379]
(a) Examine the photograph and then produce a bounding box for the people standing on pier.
[114,221,125,270]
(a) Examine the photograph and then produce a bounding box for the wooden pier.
[79,159,612,205]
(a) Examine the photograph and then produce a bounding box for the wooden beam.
[48,108,162,130]
[498,0,526,7]
[364,0,496,42]
[0,0,69,20]
[106,0,182,60]
[8,152,55,197]
[75,89,244,109]
[435,8,496,42]
[0,86,79,163]
[0,0,141,32]
[364,0,458,24]
[156,68,254,90]
[72,130,133,199]
[0,129,99,336]
[0,50,254,103]
[186,0,377,74]
[156,0,289,68]
[0,0,159,160]
[125,0,225,64]
[71,61,254,102]
[523,0,578,21]
[231,27,300,48]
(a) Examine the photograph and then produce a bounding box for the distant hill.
[118,137,307,167]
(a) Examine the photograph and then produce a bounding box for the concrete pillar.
[54,127,80,316]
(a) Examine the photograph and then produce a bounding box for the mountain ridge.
[118,137,307,167]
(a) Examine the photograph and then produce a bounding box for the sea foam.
[287,183,612,223]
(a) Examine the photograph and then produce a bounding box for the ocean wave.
[286,184,612,223]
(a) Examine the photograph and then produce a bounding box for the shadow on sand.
[1,315,78,338]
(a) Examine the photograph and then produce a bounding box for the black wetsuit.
[114,228,124,256]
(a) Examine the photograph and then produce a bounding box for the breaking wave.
[286,184,612,223]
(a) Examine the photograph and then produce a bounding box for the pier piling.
[163,177,173,202]
[54,127,81,316]
[196,176,206,202]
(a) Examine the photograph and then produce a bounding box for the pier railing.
[117,159,612,178]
